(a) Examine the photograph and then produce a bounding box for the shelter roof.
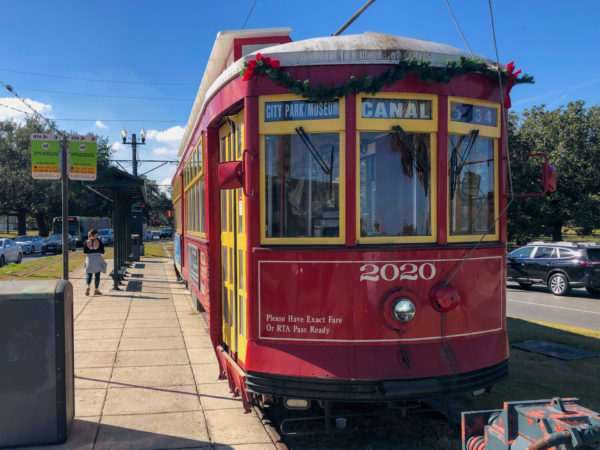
[84,167,145,204]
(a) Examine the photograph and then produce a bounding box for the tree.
[141,177,171,226]
[508,102,600,242]
[0,117,60,235]
[0,118,115,235]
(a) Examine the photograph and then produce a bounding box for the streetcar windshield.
[359,130,432,237]
[448,134,495,235]
[264,132,340,238]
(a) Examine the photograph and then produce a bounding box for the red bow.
[242,53,280,81]
[504,61,522,109]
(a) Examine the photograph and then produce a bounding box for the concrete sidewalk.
[26,255,277,450]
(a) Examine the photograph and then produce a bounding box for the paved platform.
[24,255,277,450]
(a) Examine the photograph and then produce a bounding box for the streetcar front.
[243,91,508,402]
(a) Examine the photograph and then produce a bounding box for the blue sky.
[1,0,598,191]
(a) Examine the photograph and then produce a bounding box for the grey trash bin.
[0,280,74,447]
[131,234,141,261]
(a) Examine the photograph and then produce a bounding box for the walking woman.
[84,228,107,295]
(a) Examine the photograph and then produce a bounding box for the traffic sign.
[68,135,97,181]
[30,133,61,179]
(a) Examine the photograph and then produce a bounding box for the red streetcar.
[171,28,534,411]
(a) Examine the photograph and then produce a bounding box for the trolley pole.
[60,135,69,280]
[332,0,376,36]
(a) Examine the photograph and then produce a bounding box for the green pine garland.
[240,56,534,103]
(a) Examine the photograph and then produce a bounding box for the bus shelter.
[84,168,145,290]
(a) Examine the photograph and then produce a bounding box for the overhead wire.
[445,0,475,57]
[488,0,514,200]
[0,102,30,115]
[12,87,192,101]
[1,80,55,129]
[0,68,195,87]
[242,0,259,29]
[53,118,184,123]
[1,81,185,124]
[444,0,515,286]
[2,82,179,185]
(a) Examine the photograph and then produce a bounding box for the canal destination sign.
[30,133,61,180]
[361,98,432,119]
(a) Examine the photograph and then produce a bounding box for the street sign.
[68,135,97,181]
[30,133,61,179]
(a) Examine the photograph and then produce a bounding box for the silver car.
[0,238,23,266]
[15,235,44,254]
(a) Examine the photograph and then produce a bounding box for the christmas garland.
[241,53,533,105]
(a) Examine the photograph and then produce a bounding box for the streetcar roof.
[179,27,292,158]
[178,30,494,159]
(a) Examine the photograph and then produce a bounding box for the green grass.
[469,318,600,413]
[143,241,171,258]
[0,230,40,238]
[0,256,60,280]
[438,318,600,449]
[0,248,114,280]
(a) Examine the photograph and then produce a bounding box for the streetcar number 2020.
[359,263,436,282]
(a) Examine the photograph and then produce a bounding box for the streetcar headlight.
[392,299,416,323]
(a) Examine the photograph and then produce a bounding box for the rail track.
[252,397,465,449]
[5,255,66,281]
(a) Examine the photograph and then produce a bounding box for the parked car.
[144,229,160,241]
[0,238,23,266]
[41,234,77,255]
[15,235,44,253]
[98,228,114,246]
[159,228,173,239]
[507,241,600,296]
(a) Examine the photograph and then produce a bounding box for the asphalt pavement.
[506,282,600,331]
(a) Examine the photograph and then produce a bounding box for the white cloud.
[146,125,184,148]
[0,97,52,123]
[95,120,109,129]
[111,141,125,151]
[153,147,178,156]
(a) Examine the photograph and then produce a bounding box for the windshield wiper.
[449,129,479,199]
[295,127,333,175]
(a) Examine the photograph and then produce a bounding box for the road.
[506,282,600,331]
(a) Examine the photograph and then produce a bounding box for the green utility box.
[0,280,74,448]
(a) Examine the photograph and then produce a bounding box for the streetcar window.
[359,131,431,238]
[200,181,206,234]
[448,135,495,236]
[237,121,244,159]
[264,133,340,239]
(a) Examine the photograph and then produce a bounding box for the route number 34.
[360,263,436,282]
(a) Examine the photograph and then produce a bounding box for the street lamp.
[121,128,146,177]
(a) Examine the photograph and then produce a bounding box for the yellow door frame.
[219,112,248,363]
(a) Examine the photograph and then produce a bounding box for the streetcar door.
[219,112,248,363]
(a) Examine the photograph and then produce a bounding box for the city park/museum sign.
[30,133,97,181]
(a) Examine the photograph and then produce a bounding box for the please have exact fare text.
[264,314,343,335]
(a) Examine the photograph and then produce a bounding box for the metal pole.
[132,133,137,177]
[61,136,69,280]
[112,192,121,290]
[332,0,376,36]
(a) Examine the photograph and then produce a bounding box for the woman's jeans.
[86,272,100,288]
